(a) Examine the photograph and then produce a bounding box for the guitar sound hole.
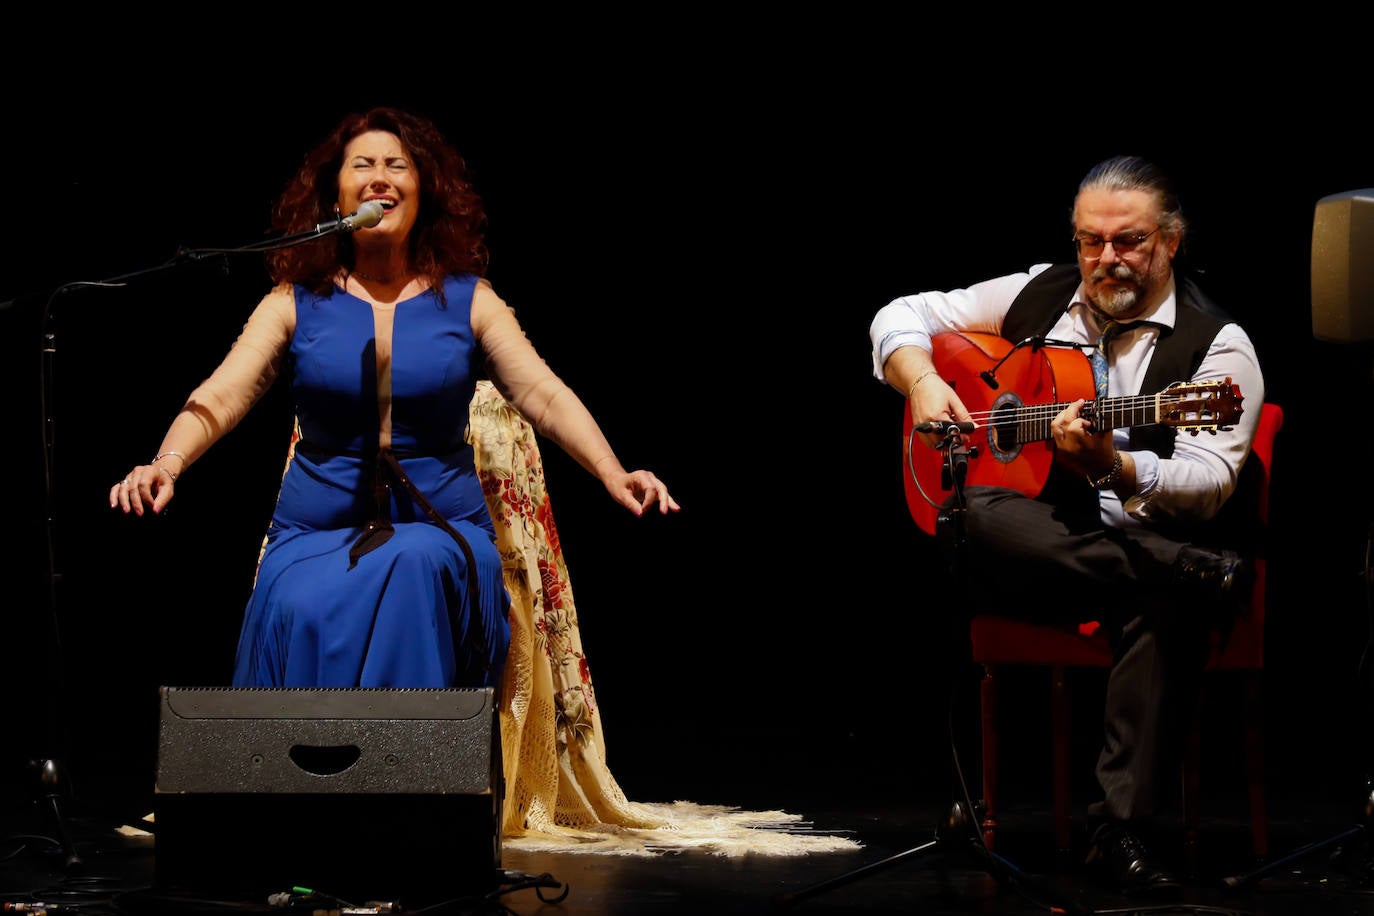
[989,403,1019,453]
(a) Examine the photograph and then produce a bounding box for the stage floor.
[3,791,1373,915]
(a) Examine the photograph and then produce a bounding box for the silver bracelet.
[153,450,186,481]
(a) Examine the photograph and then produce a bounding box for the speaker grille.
[156,687,497,795]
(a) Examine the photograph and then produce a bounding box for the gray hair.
[1075,155,1187,240]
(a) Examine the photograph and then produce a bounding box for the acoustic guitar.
[902,331,1243,536]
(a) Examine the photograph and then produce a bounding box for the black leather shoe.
[1086,823,1181,897]
[1173,545,1250,604]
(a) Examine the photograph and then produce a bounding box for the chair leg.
[1051,665,1073,854]
[1181,673,1268,872]
[1244,671,1268,860]
[1182,698,1204,877]
[981,664,999,851]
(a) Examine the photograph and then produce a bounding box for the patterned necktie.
[1090,319,1120,399]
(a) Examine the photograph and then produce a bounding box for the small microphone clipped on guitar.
[980,336,1081,389]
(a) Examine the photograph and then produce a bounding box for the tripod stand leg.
[778,801,976,905]
[45,793,83,872]
[1222,825,1362,889]
[777,836,941,905]
[1223,775,1374,889]
[33,758,83,872]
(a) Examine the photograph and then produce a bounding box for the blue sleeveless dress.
[230,274,510,690]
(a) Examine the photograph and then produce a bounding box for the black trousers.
[944,484,1219,825]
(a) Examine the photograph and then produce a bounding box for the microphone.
[914,420,976,434]
[340,200,385,231]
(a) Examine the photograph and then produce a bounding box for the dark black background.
[3,30,1372,824]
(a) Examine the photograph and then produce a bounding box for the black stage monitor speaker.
[1312,188,1374,342]
[154,686,502,907]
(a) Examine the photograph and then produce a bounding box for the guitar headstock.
[1160,378,1243,434]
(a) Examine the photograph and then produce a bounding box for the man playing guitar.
[869,155,1265,897]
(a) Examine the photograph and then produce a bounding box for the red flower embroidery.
[536,498,561,556]
[538,558,566,611]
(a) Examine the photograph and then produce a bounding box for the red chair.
[966,402,1282,865]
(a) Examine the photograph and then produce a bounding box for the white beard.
[1090,263,1147,318]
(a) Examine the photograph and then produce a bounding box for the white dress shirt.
[869,264,1266,528]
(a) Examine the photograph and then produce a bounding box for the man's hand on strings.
[1049,399,1113,475]
[908,374,976,449]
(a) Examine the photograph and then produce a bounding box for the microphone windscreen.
[351,200,385,229]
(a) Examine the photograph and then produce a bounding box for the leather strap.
[347,447,492,681]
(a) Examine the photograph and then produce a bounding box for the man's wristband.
[906,369,939,398]
[1088,452,1123,490]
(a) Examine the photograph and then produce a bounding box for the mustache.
[1092,263,1136,283]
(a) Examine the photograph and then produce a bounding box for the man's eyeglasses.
[1072,227,1160,260]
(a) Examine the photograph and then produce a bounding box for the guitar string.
[953,389,1239,427]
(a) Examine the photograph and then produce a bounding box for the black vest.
[1001,265,1259,548]
[1002,264,1233,458]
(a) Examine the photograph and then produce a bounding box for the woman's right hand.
[109,463,177,517]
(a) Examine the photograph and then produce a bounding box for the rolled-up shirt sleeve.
[869,267,1050,381]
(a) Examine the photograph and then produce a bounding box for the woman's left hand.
[609,470,680,516]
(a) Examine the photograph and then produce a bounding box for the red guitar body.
[902,332,1094,537]
[901,331,1243,537]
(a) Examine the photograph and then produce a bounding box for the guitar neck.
[1021,395,1159,440]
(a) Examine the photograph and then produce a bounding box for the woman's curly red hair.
[266,107,489,303]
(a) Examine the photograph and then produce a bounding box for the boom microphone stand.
[17,202,385,872]
[781,423,1085,913]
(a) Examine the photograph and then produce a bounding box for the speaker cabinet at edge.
[1312,188,1374,342]
[153,686,502,906]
